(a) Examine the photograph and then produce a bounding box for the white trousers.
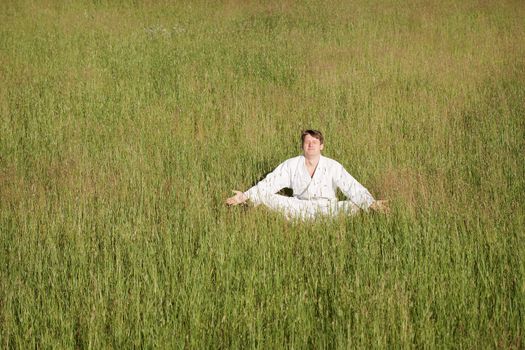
[253,193,361,220]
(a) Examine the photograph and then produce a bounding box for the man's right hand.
[225,190,248,206]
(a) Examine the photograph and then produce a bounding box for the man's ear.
[320,143,324,151]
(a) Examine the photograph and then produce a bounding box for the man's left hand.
[370,200,390,214]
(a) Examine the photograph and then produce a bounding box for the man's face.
[302,134,324,157]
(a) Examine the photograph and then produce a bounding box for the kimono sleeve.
[333,164,375,210]
[244,161,291,205]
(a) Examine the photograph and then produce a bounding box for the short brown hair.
[301,129,324,145]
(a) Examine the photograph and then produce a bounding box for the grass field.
[1,0,524,348]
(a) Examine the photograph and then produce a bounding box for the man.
[226,130,389,220]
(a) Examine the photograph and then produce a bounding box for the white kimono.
[244,155,375,220]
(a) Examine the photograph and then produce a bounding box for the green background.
[1,0,524,348]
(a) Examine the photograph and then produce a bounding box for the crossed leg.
[254,193,362,220]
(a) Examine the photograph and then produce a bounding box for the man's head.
[301,129,324,157]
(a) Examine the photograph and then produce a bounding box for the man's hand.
[225,190,248,206]
[369,200,390,214]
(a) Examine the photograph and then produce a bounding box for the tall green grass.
[1,0,524,348]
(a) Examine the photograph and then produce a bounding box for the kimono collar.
[302,155,323,179]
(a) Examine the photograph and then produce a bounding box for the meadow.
[1,0,524,348]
